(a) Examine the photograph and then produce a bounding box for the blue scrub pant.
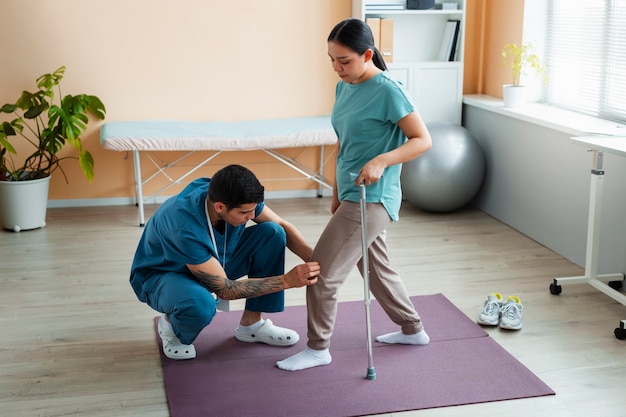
[145,222,287,344]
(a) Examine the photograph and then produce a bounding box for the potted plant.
[501,42,546,108]
[0,66,106,231]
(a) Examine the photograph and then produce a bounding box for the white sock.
[276,347,332,371]
[237,319,265,333]
[375,330,430,345]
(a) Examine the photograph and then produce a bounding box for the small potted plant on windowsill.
[501,42,546,109]
[0,66,106,232]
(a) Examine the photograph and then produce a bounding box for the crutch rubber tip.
[365,368,376,380]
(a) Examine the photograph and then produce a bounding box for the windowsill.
[463,94,626,137]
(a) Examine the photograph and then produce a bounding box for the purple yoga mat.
[155,293,554,417]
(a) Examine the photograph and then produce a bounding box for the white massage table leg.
[132,150,145,227]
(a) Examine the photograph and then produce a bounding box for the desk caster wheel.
[615,321,626,340]
[608,280,623,291]
[549,282,562,295]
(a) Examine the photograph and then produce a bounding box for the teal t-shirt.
[331,71,415,221]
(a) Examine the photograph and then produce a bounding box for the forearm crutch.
[359,182,377,381]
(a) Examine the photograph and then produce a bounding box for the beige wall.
[1,0,522,202]
[0,0,350,200]
[463,0,524,96]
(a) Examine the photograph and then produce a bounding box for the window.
[543,0,626,123]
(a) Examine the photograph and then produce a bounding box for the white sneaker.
[158,314,196,359]
[477,293,503,326]
[235,319,299,347]
[499,295,523,330]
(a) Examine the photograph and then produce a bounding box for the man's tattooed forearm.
[221,278,284,300]
[191,270,283,300]
[191,271,226,293]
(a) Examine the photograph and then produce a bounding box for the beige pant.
[306,201,423,350]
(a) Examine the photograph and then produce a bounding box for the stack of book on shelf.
[366,2,404,10]
[438,19,460,62]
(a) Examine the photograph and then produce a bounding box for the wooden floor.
[1,198,624,417]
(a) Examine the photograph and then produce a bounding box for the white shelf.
[353,0,466,125]
[389,61,463,67]
[364,9,463,16]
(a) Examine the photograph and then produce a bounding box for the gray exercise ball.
[401,122,485,213]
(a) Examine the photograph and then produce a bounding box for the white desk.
[551,136,626,340]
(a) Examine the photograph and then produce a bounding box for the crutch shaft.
[360,183,376,380]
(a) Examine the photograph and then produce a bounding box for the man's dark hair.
[208,164,264,209]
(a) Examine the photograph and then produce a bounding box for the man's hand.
[282,261,320,288]
[188,258,320,301]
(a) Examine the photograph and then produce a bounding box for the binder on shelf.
[437,19,460,62]
[380,18,394,63]
[366,18,381,50]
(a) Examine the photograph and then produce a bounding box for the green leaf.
[1,121,17,136]
[16,90,47,110]
[1,104,17,113]
[23,102,48,119]
[36,66,65,91]
[49,104,86,142]
[85,95,107,120]
[78,150,94,183]
[41,128,65,154]
[0,132,17,154]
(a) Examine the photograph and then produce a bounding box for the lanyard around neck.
[205,199,227,268]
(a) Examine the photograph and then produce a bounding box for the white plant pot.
[0,176,50,232]
[502,84,526,109]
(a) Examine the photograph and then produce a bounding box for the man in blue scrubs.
[130,164,320,360]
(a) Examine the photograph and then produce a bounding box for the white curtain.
[543,0,626,123]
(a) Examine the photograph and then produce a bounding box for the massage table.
[100,116,337,226]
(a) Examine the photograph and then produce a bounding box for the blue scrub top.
[129,177,264,301]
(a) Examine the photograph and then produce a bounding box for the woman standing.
[278,18,432,371]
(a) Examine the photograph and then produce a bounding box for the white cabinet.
[353,0,466,124]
